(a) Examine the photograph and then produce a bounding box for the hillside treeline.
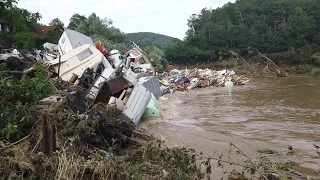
[126,32,181,50]
[165,0,320,65]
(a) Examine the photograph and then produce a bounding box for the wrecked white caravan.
[58,29,94,55]
[128,48,156,75]
[47,44,112,82]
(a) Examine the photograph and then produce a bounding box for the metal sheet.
[93,76,129,104]
[93,82,112,104]
[137,76,161,99]
[107,76,129,95]
[122,85,151,125]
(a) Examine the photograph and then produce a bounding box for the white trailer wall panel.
[58,29,94,55]
[122,85,151,125]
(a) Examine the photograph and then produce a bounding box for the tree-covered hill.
[165,0,320,65]
[126,32,181,49]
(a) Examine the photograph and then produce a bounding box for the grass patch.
[286,150,296,156]
[280,161,299,171]
[257,149,279,155]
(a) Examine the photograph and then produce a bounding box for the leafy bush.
[142,45,169,72]
[311,53,320,64]
[221,60,238,68]
[0,64,55,141]
[310,68,320,77]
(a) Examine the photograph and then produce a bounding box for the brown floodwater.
[143,76,320,178]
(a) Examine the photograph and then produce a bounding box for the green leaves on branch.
[0,64,55,141]
[69,13,127,51]
[142,45,168,72]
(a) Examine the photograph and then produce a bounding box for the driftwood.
[252,49,288,77]
[261,54,287,77]
[229,50,256,76]
[1,67,36,80]
[229,50,247,65]
[1,67,35,74]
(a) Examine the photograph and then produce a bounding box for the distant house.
[36,26,56,34]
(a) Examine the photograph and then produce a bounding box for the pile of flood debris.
[0,28,253,179]
[0,29,205,179]
[159,68,250,92]
[0,29,251,125]
[0,98,201,179]
[0,28,251,126]
[0,56,201,180]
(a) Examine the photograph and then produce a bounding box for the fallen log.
[251,48,288,77]
[1,67,35,75]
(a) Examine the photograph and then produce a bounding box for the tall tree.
[68,14,87,30]
[49,18,64,28]
[72,13,127,51]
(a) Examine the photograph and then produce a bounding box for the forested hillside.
[126,32,181,49]
[165,0,320,65]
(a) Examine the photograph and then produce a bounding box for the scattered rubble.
[0,28,251,127]
[159,68,250,92]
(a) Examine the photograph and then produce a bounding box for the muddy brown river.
[143,76,320,178]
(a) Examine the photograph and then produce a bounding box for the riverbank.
[142,76,320,179]
[171,59,320,78]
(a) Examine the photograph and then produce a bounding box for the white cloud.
[18,0,235,39]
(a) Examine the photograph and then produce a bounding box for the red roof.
[36,26,56,34]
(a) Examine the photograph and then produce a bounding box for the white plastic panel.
[122,85,151,125]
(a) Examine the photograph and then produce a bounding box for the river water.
[143,76,320,177]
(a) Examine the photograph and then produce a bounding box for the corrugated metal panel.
[122,85,151,125]
[137,76,161,99]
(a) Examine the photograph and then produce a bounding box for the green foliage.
[310,68,320,77]
[0,1,62,50]
[221,60,238,68]
[126,32,181,50]
[166,0,320,65]
[49,18,64,28]
[37,29,63,45]
[141,45,169,72]
[68,14,87,30]
[0,64,55,141]
[3,6,41,33]
[257,149,279,155]
[235,69,249,75]
[164,43,210,64]
[11,31,37,49]
[71,13,128,51]
[311,53,320,64]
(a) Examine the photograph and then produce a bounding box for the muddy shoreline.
[142,76,320,178]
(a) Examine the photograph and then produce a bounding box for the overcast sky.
[17,0,235,40]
